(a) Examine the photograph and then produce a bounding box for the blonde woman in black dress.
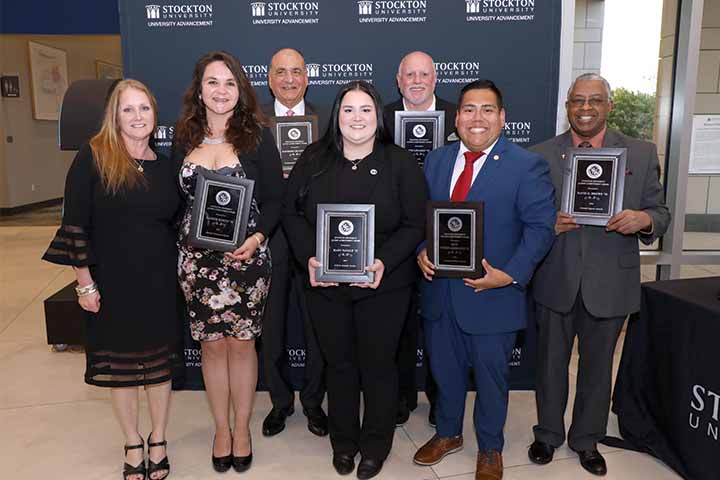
[43,79,180,480]
[173,51,283,473]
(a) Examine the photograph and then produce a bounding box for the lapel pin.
[561,153,566,159]
[493,154,500,161]
[370,168,378,175]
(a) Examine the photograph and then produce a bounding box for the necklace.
[202,136,226,145]
[348,157,365,171]
[134,158,146,173]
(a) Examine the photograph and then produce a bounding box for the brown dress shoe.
[476,450,503,480]
[413,435,463,466]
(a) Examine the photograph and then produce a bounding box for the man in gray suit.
[527,73,670,476]
[260,47,327,438]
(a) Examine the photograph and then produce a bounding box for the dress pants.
[397,284,437,411]
[533,294,625,451]
[425,305,516,452]
[262,228,325,411]
[306,286,411,460]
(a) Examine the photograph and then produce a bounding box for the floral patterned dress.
[178,162,271,341]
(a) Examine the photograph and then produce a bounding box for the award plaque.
[188,168,254,252]
[561,148,627,226]
[316,204,375,283]
[268,115,319,175]
[427,201,484,278]
[394,111,445,167]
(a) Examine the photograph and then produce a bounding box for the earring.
[198,94,203,101]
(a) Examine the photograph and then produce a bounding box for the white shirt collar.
[402,95,436,112]
[274,99,305,116]
[458,136,500,159]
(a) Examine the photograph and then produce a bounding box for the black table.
[610,276,720,480]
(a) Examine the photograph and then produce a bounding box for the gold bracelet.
[252,233,263,246]
[76,286,98,297]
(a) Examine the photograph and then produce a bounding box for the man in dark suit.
[413,80,556,480]
[527,73,670,476]
[383,50,457,428]
[260,47,327,438]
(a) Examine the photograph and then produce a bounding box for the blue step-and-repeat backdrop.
[119,0,561,390]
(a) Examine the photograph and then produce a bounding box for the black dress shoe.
[356,458,383,480]
[212,434,232,473]
[428,403,437,428]
[576,448,607,476]
[528,440,554,465]
[303,406,329,436]
[262,406,294,437]
[232,434,253,472]
[332,453,355,475]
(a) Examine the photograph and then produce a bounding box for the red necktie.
[286,110,294,116]
[451,151,484,202]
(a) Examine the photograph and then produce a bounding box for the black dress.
[43,144,182,387]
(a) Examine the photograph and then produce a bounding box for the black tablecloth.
[610,276,720,480]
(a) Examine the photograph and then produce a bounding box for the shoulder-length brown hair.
[89,79,157,194]
[174,51,263,155]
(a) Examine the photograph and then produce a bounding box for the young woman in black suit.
[283,80,428,479]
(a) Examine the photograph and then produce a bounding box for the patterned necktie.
[451,151,485,202]
[578,141,593,148]
[286,110,295,116]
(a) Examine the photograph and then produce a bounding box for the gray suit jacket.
[531,129,670,318]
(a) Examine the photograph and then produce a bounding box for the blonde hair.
[89,79,158,194]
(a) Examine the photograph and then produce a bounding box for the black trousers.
[262,229,325,411]
[533,294,625,451]
[397,283,437,411]
[306,286,411,460]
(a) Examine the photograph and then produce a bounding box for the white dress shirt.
[274,99,306,116]
[448,138,499,196]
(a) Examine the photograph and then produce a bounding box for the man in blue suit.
[413,80,556,480]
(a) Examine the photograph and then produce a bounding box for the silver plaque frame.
[394,110,445,166]
[188,168,254,252]
[268,114,319,175]
[316,203,375,283]
[561,147,627,226]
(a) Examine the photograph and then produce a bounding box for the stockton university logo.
[306,63,321,78]
[465,0,536,22]
[154,125,174,147]
[251,2,266,16]
[146,4,161,18]
[358,1,373,15]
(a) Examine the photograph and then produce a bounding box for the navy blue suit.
[421,135,555,451]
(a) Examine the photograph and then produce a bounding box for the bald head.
[269,48,308,109]
[396,51,437,111]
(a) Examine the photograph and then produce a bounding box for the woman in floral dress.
[172,51,283,473]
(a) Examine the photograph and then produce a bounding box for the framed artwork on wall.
[28,41,68,121]
[96,60,123,80]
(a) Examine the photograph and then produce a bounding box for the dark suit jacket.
[261,100,328,141]
[282,142,429,300]
[383,96,458,146]
[420,136,556,335]
[171,127,284,239]
[530,129,670,318]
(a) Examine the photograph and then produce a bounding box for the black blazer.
[171,127,284,238]
[261,100,328,140]
[383,96,458,146]
[282,142,429,299]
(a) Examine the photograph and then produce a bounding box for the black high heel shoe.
[232,433,253,473]
[123,441,146,480]
[212,431,233,473]
[147,432,170,480]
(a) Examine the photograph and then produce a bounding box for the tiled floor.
[0,224,706,479]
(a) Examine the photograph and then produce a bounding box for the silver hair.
[397,51,437,76]
[567,73,612,101]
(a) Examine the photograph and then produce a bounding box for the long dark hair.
[296,80,391,212]
[174,51,263,154]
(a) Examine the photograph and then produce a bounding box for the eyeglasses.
[568,97,608,108]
